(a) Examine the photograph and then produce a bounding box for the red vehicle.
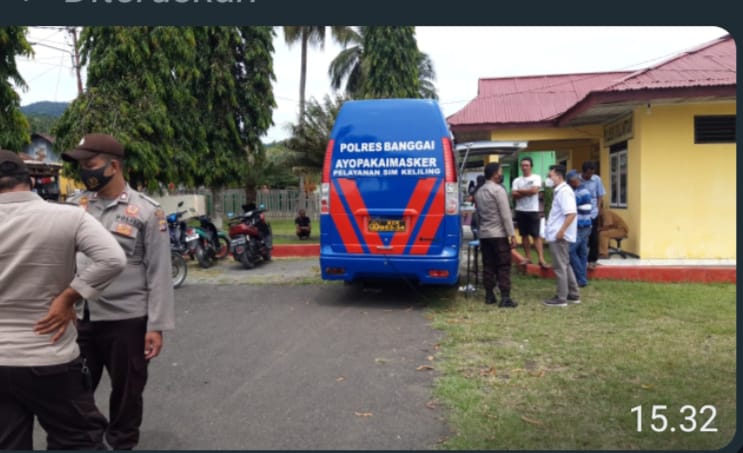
[228,204,273,269]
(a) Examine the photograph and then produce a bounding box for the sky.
[15,26,730,143]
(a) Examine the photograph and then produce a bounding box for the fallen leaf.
[479,367,496,376]
[416,365,434,371]
[528,369,546,378]
[641,384,654,390]
[521,415,544,426]
[336,376,345,382]
[425,400,438,410]
[354,411,373,417]
[427,355,435,362]
[374,358,387,365]
[433,344,441,351]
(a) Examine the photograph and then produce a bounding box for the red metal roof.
[448,72,629,126]
[448,35,735,129]
[605,35,735,92]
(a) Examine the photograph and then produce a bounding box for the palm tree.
[282,26,354,125]
[328,26,438,100]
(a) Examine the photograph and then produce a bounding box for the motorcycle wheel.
[171,251,187,288]
[238,251,255,269]
[215,236,230,260]
[195,242,213,269]
[261,243,272,261]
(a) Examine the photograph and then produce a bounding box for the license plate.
[231,237,246,246]
[368,218,406,233]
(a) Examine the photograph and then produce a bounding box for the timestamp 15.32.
[630,405,717,433]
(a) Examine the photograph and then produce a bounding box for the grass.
[427,274,736,450]
[266,217,319,245]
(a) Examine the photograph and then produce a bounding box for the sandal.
[538,261,551,269]
[519,259,531,266]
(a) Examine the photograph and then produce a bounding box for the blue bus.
[319,99,461,285]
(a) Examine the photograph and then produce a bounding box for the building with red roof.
[449,35,735,260]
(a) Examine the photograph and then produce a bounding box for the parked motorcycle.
[228,204,273,269]
[171,250,187,288]
[167,201,204,266]
[193,215,231,265]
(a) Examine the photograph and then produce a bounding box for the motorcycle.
[171,250,187,288]
[167,201,205,267]
[228,203,273,269]
[193,215,231,264]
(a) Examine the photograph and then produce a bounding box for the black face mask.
[79,163,113,191]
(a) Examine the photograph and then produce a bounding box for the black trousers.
[0,356,107,450]
[77,316,148,450]
[480,237,512,298]
[588,217,600,263]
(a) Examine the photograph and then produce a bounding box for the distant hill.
[21,101,69,118]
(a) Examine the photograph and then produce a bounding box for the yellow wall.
[484,105,736,260]
[628,102,736,259]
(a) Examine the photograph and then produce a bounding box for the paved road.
[35,278,454,450]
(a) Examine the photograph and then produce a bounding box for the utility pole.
[67,27,83,97]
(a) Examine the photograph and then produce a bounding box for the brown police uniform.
[0,149,126,450]
[64,135,175,450]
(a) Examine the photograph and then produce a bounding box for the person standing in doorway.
[579,161,606,269]
[0,149,126,450]
[566,170,593,288]
[543,165,580,307]
[511,157,548,268]
[63,134,175,450]
[474,162,518,308]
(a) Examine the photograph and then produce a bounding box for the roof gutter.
[557,85,737,127]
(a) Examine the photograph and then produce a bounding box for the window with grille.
[694,115,735,143]
[609,142,627,208]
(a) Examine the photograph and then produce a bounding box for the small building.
[448,35,735,261]
[21,132,84,200]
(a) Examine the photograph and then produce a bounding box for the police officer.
[0,149,126,450]
[63,134,175,450]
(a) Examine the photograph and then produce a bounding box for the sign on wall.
[604,114,634,146]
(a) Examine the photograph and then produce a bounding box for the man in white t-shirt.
[511,157,548,267]
[543,164,580,307]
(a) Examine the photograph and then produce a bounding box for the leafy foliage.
[26,114,58,134]
[53,26,276,194]
[282,26,353,123]
[0,26,32,150]
[285,94,345,171]
[361,27,420,99]
[328,26,437,100]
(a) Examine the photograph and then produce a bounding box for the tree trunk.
[299,32,308,125]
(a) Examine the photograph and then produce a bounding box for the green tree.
[26,114,58,134]
[53,26,202,191]
[53,26,276,198]
[285,94,345,172]
[328,26,437,99]
[0,26,32,150]
[191,26,276,201]
[282,26,353,124]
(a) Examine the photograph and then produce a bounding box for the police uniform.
[0,149,127,450]
[64,134,175,450]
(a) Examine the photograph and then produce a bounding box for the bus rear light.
[320,183,330,215]
[322,139,335,184]
[428,269,450,278]
[445,182,459,215]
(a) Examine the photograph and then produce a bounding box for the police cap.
[62,133,125,162]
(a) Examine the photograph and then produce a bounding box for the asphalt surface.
[34,260,455,450]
